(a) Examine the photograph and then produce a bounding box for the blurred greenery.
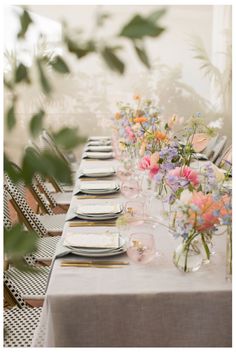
[51,55,70,74]
[4,224,37,271]
[119,12,165,39]
[6,104,16,131]
[15,62,31,84]
[17,9,33,38]
[4,5,166,268]
[101,46,125,74]
[29,110,45,138]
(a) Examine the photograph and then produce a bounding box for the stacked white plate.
[83,152,114,159]
[87,141,111,146]
[85,145,113,152]
[77,181,120,195]
[88,136,111,141]
[63,232,126,257]
[79,167,116,178]
[73,203,123,221]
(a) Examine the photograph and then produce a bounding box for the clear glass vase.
[226,225,232,281]
[173,238,203,273]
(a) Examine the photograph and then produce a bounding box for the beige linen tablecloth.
[32,157,232,347]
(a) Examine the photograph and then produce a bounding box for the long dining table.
[32,137,232,347]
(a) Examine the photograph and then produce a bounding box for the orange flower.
[133,94,141,101]
[115,112,121,120]
[134,117,147,124]
[155,131,168,141]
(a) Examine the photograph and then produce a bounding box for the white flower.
[211,164,225,183]
[208,118,223,129]
[179,190,193,204]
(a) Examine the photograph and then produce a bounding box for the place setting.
[78,166,116,179]
[84,145,113,152]
[82,151,114,160]
[62,230,127,259]
[74,180,120,198]
[66,202,123,223]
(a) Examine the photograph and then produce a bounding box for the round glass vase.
[173,237,203,273]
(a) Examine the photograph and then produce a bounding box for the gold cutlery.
[61,260,129,265]
[69,222,117,227]
[61,263,127,268]
[61,261,129,268]
[76,195,119,199]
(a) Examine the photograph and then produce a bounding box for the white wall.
[4,5,231,162]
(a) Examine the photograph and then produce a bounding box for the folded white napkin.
[64,232,120,249]
[80,181,118,191]
[86,146,113,152]
[76,204,121,215]
[88,141,111,146]
[84,152,113,159]
[82,167,115,176]
[89,136,111,141]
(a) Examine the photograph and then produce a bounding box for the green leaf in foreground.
[17,9,33,39]
[52,127,86,150]
[51,56,70,74]
[101,47,125,74]
[148,8,166,23]
[65,36,95,59]
[119,14,165,39]
[40,150,73,185]
[15,63,30,84]
[29,110,45,138]
[4,224,37,257]
[133,42,150,68]
[6,104,16,131]
[4,224,38,271]
[36,58,52,94]
[4,155,23,183]
[21,147,73,185]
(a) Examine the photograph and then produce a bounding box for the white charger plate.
[69,239,126,257]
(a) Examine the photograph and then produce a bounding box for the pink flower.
[188,192,223,232]
[169,166,199,187]
[139,155,159,177]
[149,164,159,178]
[125,126,135,142]
[139,155,151,170]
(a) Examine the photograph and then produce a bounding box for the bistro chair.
[4,279,42,347]
[5,174,66,236]
[215,145,232,170]
[4,182,61,263]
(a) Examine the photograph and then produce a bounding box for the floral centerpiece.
[171,190,231,272]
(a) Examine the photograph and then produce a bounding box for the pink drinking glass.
[127,232,156,264]
[124,200,145,218]
[120,177,140,199]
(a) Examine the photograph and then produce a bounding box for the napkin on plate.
[89,136,111,141]
[76,204,122,216]
[83,152,114,159]
[87,141,111,146]
[85,145,113,152]
[78,181,119,194]
[79,167,116,177]
[63,232,120,249]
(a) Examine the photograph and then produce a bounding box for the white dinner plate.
[69,239,126,257]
